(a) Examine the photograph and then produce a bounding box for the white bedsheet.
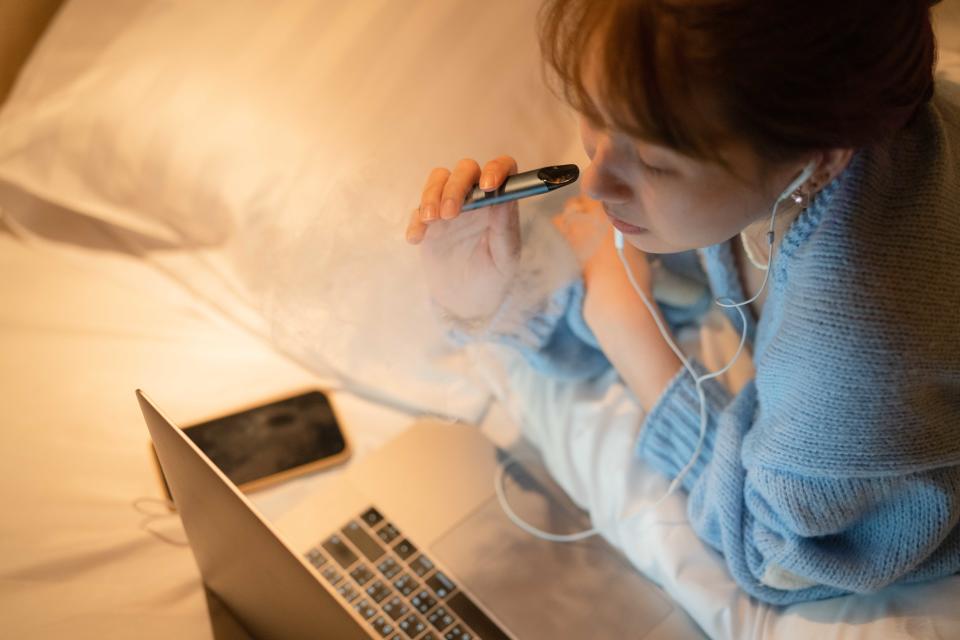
[0,213,422,639]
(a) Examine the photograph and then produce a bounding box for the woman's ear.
[809,148,855,195]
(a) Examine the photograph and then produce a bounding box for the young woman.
[406,0,959,604]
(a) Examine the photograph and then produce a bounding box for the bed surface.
[2,1,959,638]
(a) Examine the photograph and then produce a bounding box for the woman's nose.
[581,141,632,204]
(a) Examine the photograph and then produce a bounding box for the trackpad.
[431,455,673,639]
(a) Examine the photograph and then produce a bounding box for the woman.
[406,0,960,604]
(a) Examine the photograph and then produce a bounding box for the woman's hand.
[406,156,521,321]
[551,195,654,317]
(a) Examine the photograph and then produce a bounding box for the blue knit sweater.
[505,84,960,605]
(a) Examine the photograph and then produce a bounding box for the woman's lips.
[603,208,648,234]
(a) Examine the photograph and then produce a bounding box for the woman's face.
[578,103,811,254]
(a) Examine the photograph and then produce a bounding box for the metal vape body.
[461,164,579,211]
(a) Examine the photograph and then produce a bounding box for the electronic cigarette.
[461,164,579,211]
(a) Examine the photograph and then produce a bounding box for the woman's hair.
[539,0,939,163]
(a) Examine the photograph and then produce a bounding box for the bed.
[1,1,958,639]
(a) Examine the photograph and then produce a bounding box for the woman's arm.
[578,226,682,411]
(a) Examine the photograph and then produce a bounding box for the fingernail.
[421,203,437,221]
[480,174,494,190]
[440,198,457,219]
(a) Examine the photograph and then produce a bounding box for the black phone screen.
[184,390,347,486]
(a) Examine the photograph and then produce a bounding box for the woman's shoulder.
[751,90,960,475]
[780,84,960,313]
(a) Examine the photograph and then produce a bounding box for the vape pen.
[461,164,579,211]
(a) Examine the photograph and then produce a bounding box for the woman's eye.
[638,158,669,176]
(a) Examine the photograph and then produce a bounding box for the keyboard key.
[377,522,401,545]
[336,582,360,603]
[447,592,510,640]
[321,566,342,586]
[377,557,402,579]
[305,547,327,568]
[354,598,377,621]
[398,612,427,638]
[361,506,384,528]
[394,538,417,560]
[426,571,455,599]
[322,534,358,569]
[392,572,418,597]
[427,607,454,632]
[444,626,472,640]
[365,579,393,603]
[411,589,437,614]
[350,563,375,586]
[382,595,409,621]
[342,521,386,562]
[371,615,395,637]
[408,554,434,577]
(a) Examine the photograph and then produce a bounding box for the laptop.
[137,390,702,640]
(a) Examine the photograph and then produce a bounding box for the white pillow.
[935,0,960,84]
[0,0,581,242]
[0,0,586,419]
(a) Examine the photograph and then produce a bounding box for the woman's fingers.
[479,155,519,191]
[420,167,451,222]
[407,167,450,244]
[406,207,427,244]
[439,158,481,220]
[552,195,609,263]
[407,155,520,244]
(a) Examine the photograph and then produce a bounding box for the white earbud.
[779,160,817,204]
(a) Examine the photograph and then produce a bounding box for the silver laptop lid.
[137,390,371,640]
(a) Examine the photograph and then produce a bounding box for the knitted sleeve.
[637,364,960,604]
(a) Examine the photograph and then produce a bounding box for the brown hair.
[538,0,939,164]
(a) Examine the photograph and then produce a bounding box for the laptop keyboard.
[304,506,509,640]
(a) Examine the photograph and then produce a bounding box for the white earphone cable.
[493,457,601,542]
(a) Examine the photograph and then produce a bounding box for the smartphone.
[151,389,351,501]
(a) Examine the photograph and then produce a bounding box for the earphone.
[495,160,817,541]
